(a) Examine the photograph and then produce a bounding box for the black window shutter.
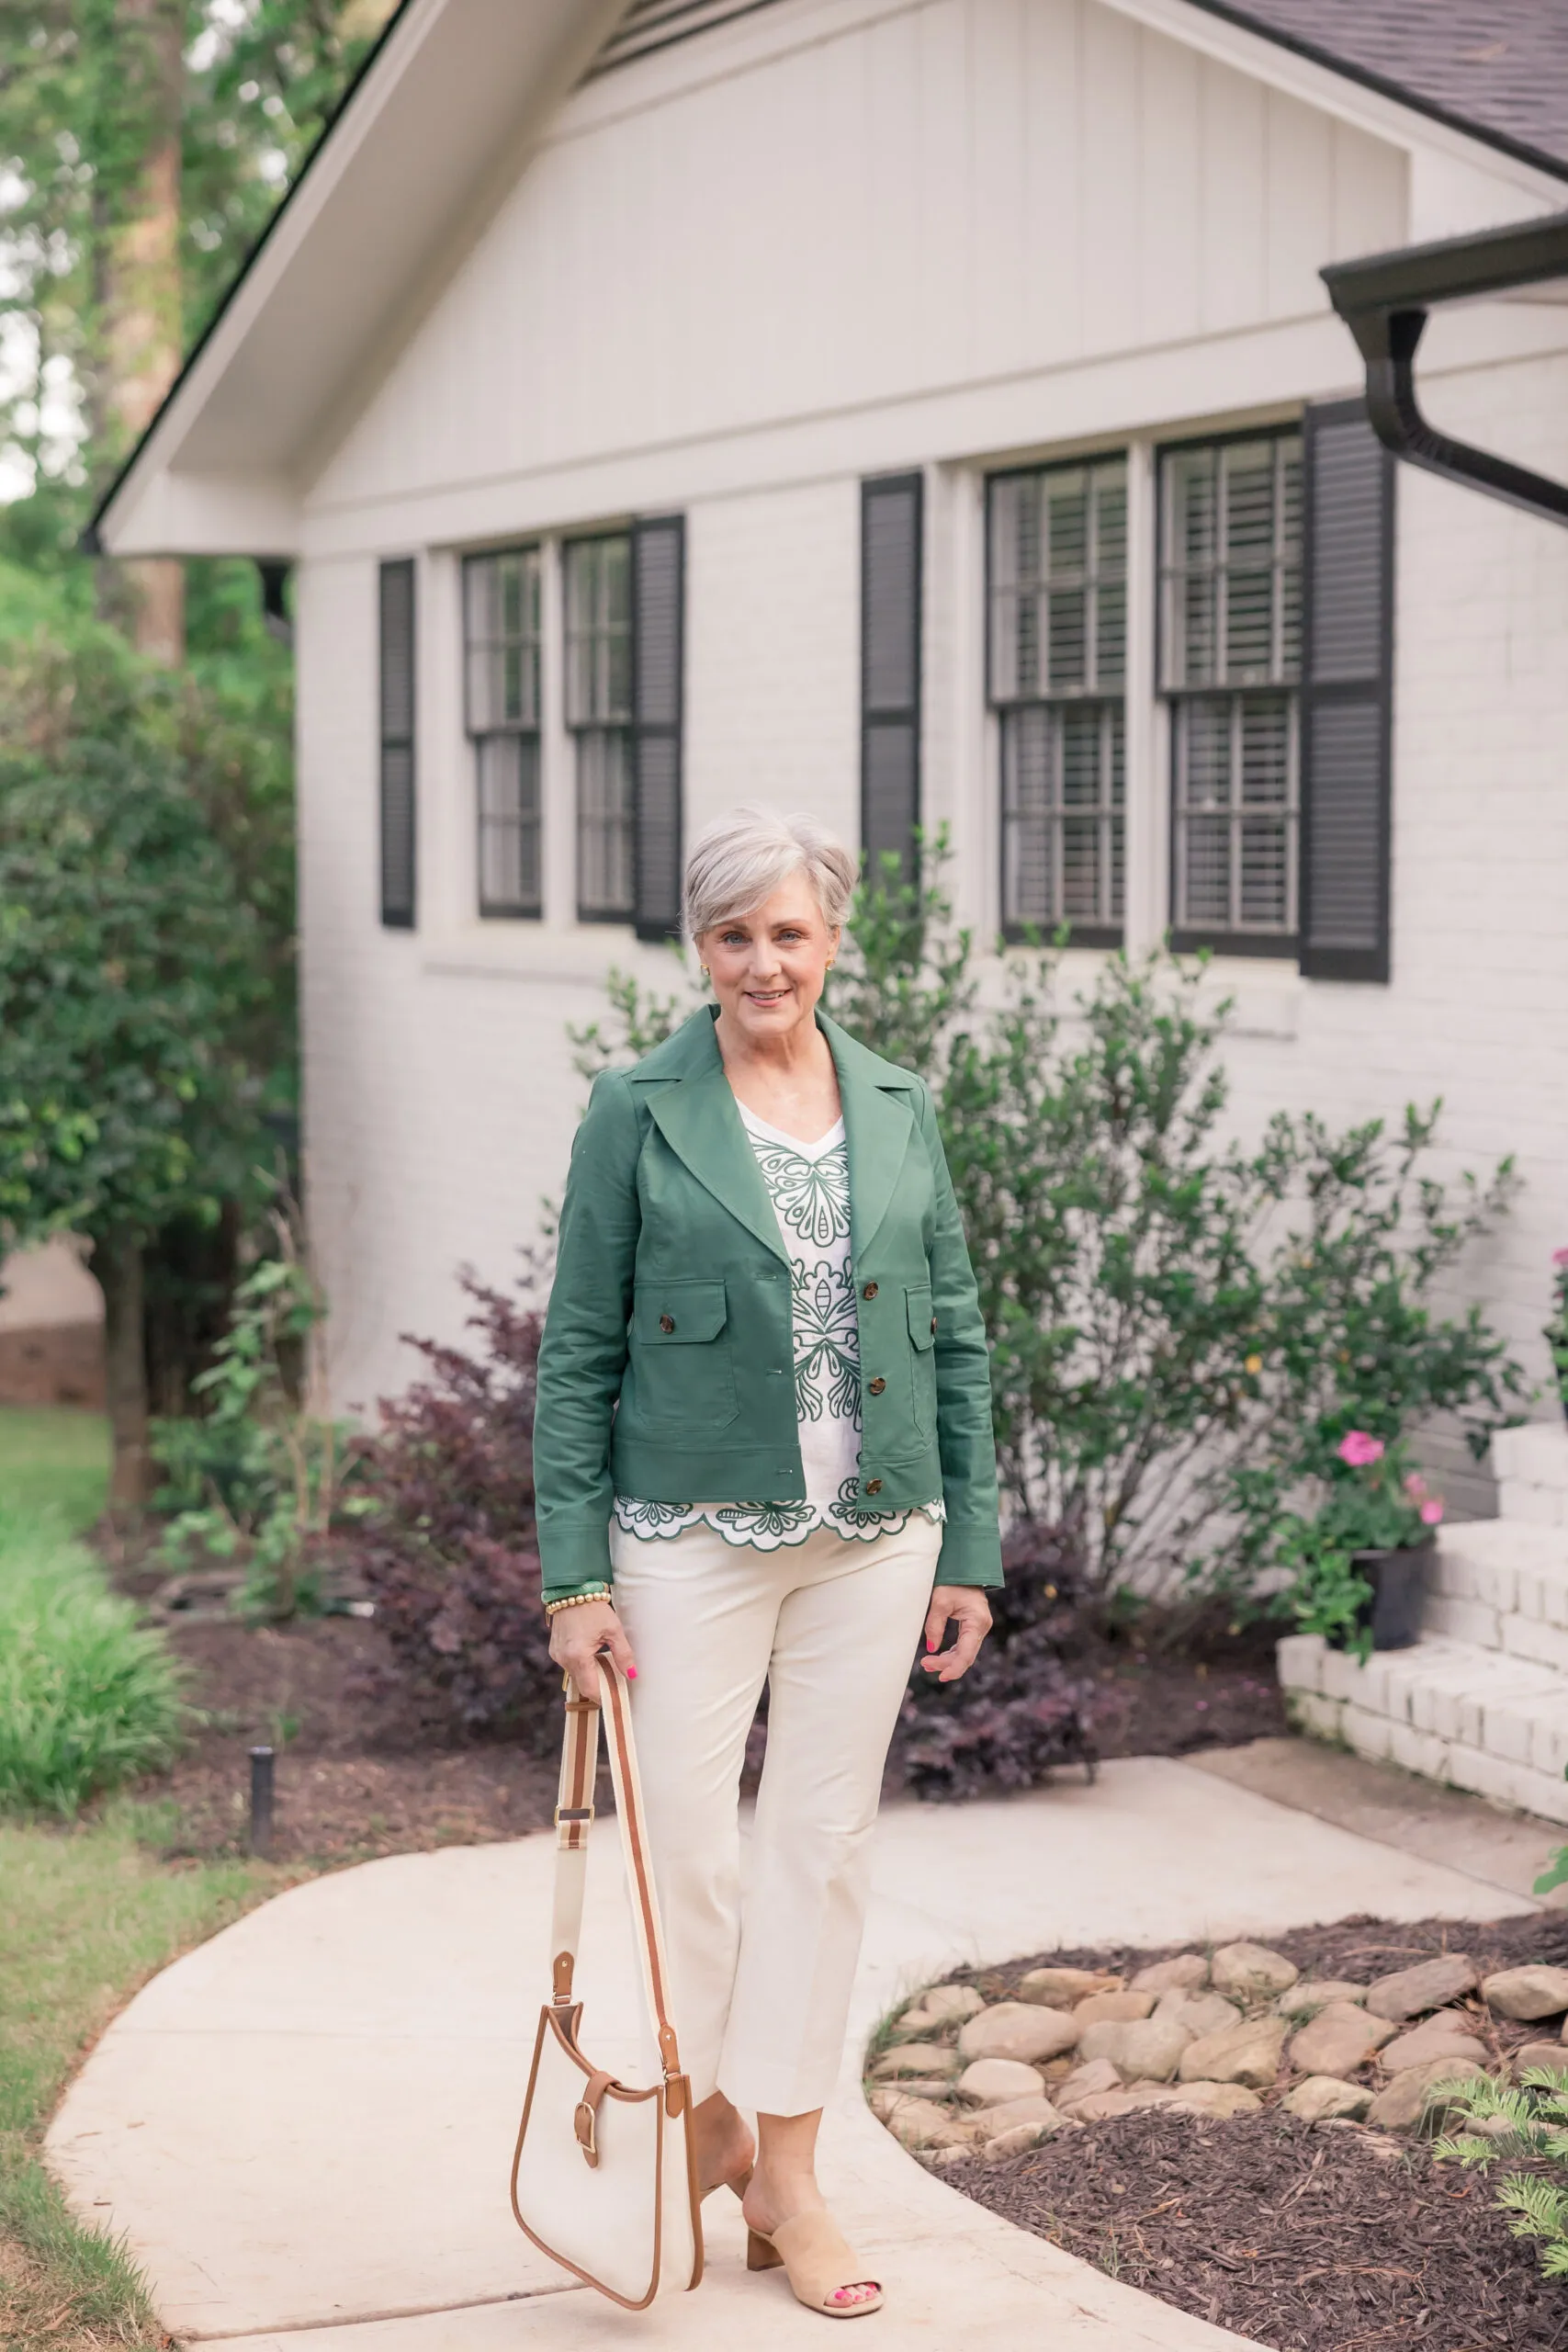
[378,558,416,929]
[631,515,684,941]
[1299,402,1394,982]
[861,472,923,884]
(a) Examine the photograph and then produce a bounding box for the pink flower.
[1404,1471,1427,1498]
[1419,1498,1445,1525]
[1337,1430,1385,1468]
[1555,1247,1568,1269]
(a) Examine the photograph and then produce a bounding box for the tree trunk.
[97,1234,151,1518]
[104,0,186,664]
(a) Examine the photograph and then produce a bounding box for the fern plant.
[1434,2066,1568,2277]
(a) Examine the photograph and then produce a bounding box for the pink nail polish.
[626,1667,637,1679]
[925,1634,937,1651]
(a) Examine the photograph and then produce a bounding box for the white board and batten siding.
[292,0,1568,1482]
[307,0,1406,545]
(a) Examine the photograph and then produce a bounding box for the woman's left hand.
[920,1585,993,1682]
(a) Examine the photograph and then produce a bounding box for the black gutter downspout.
[1322,210,1568,529]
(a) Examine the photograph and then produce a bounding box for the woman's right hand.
[548,1598,638,1701]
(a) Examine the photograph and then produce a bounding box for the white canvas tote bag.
[510,1656,703,2308]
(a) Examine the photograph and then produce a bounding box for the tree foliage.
[0,0,397,492]
[0,618,291,1245]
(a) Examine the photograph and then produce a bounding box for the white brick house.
[94,0,1568,1456]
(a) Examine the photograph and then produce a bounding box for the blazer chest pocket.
[630,1279,738,1429]
[906,1283,937,1441]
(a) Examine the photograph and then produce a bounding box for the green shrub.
[0,1508,185,1815]
[152,1232,360,1620]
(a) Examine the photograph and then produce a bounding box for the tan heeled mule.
[704,2162,753,2203]
[747,2211,884,2317]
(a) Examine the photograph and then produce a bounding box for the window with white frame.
[1160,431,1303,947]
[464,548,542,918]
[987,458,1126,943]
[564,533,635,922]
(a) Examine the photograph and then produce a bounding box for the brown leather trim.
[538,2003,656,2098]
[601,1665,683,2080]
[551,1950,574,2003]
[677,2070,705,2290]
[511,2009,668,2311]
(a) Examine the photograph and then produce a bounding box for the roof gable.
[92,0,1568,560]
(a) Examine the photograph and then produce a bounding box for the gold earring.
[700,966,710,982]
[826,957,836,969]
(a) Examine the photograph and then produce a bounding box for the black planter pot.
[1348,1532,1435,1652]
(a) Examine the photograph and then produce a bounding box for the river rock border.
[867,1941,1568,2164]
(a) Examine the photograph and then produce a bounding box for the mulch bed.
[127,1613,560,1865]
[938,1912,1568,2352]
[944,2106,1567,2351]
[107,1562,1284,1861]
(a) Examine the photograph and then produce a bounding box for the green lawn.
[0,1814,272,2349]
[0,1411,110,1533]
[0,1406,279,2349]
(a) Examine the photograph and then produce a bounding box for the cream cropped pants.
[609,1515,942,2118]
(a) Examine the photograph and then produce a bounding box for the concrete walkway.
[49,1756,1540,2352]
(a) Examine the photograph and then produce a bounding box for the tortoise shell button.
[862,1281,878,1300]
[868,1377,886,1396]
[931,1315,938,1333]
[659,1314,675,1333]
[865,1477,884,1496]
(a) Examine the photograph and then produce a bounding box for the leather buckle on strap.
[554,1804,595,1827]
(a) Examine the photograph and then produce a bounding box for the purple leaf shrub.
[887,1516,1101,1801]
[330,1275,559,1747]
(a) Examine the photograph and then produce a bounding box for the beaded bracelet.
[543,1585,613,1619]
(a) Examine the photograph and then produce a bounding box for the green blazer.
[534,1006,1003,1600]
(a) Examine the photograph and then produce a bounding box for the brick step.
[1495,1421,1568,1523]
[1430,1520,1568,1663]
[1278,1631,1568,1826]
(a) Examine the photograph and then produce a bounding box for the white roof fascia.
[95,0,630,559]
[1097,0,1568,222]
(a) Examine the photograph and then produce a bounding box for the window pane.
[1239,816,1291,931]
[464,548,540,732]
[1238,695,1292,805]
[1183,816,1232,929]
[477,734,541,916]
[1162,432,1302,692]
[1001,706,1053,930]
[1173,691,1297,936]
[577,726,635,917]
[989,457,1127,706]
[565,536,632,726]
[1182,696,1233,810]
[1000,704,1122,933]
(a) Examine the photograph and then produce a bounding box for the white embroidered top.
[614,1103,945,1552]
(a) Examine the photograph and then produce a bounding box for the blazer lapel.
[821,1014,918,1264]
[639,1055,790,1267]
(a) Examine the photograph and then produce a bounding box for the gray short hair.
[683,806,857,942]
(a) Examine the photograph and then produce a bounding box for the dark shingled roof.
[1193,0,1568,179]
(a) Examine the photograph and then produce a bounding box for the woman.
[534,807,1000,2320]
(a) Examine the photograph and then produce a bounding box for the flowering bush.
[1276,1430,1445,1657]
[1547,1250,1568,1417]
